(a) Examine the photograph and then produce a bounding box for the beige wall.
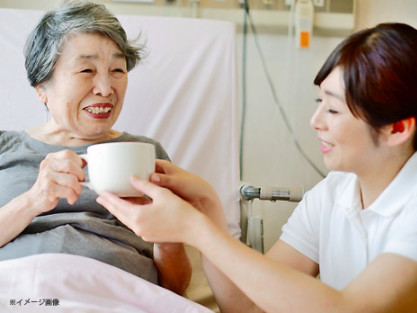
[1,0,416,28]
[356,0,417,30]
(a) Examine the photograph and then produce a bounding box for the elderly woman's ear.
[35,84,48,104]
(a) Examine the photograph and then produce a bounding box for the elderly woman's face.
[37,32,128,141]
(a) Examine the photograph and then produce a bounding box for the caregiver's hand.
[25,150,86,214]
[149,160,226,227]
[96,176,203,244]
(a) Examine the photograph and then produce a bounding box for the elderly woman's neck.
[25,123,122,147]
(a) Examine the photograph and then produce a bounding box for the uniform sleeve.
[279,187,322,263]
[279,172,344,264]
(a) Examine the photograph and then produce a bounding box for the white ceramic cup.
[80,142,155,197]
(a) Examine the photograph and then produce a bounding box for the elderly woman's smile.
[83,104,114,118]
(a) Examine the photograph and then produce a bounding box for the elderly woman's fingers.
[53,172,83,201]
[42,150,86,182]
[28,150,87,212]
[51,183,81,205]
[27,174,81,212]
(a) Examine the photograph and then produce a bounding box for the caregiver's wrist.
[193,185,222,213]
[198,194,228,232]
[187,212,224,249]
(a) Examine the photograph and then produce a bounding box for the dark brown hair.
[314,23,417,149]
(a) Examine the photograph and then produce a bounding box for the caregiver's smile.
[310,66,384,175]
[319,139,333,154]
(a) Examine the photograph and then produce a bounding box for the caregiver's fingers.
[96,191,131,218]
[130,175,172,200]
[151,161,197,190]
[97,185,181,241]
[151,169,210,201]
[97,177,171,213]
[154,159,182,175]
[96,191,144,233]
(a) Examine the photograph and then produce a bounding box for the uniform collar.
[338,152,417,217]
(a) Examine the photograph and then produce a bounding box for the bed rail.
[239,184,304,253]
[240,185,304,202]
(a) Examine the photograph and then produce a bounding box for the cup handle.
[79,153,88,163]
[79,154,91,189]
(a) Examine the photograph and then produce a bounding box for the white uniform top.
[280,153,417,290]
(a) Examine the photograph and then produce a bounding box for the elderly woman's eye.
[113,68,125,73]
[80,69,93,73]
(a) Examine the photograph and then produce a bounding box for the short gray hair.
[24,0,144,87]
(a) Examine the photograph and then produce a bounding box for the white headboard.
[0,8,241,238]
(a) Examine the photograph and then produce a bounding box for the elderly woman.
[98,23,417,312]
[0,1,190,294]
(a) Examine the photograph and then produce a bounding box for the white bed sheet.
[0,253,213,313]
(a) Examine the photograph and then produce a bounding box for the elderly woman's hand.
[25,150,86,214]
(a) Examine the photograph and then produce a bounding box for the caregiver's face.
[39,32,128,141]
[310,67,381,175]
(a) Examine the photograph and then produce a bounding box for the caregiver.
[0,0,191,295]
[98,22,417,312]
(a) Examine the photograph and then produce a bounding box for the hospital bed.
[0,7,239,312]
[0,7,304,312]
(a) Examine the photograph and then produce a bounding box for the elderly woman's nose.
[93,74,113,97]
